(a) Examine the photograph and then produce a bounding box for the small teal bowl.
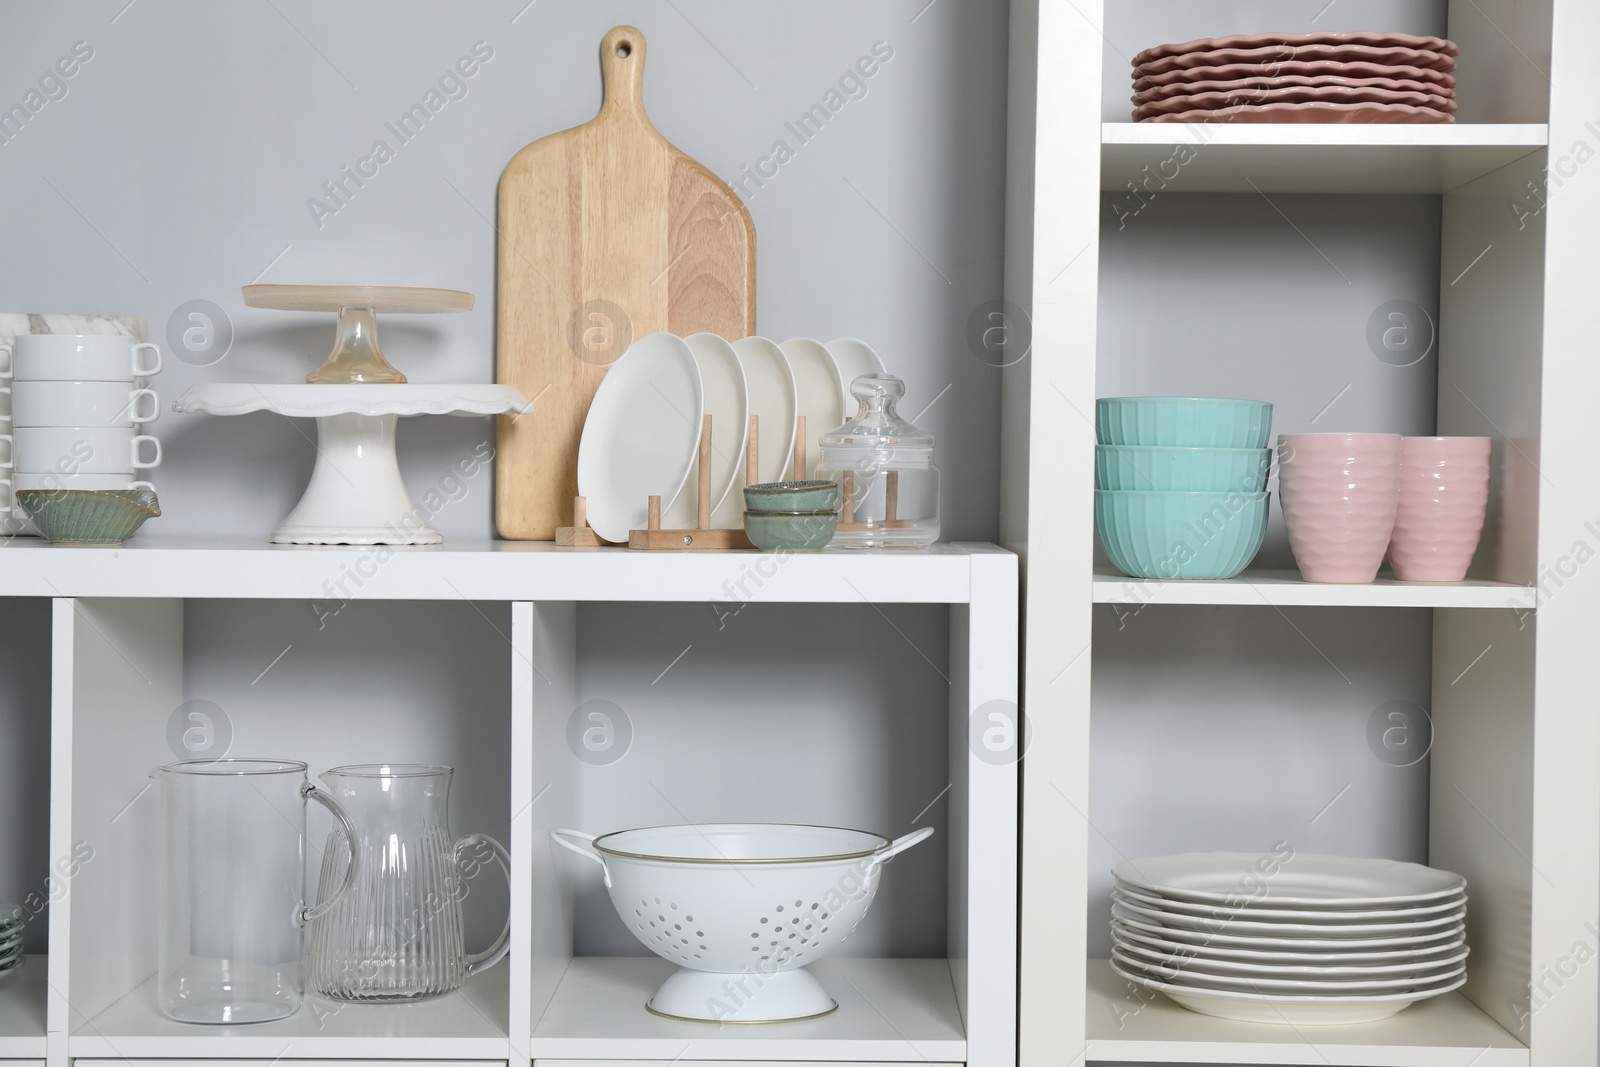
[744,510,837,551]
[1096,445,1270,493]
[1095,489,1268,580]
[744,480,838,513]
[1097,397,1273,449]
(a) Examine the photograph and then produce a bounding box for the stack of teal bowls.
[1095,397,1272,580]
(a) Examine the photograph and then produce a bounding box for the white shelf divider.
[1102,123,1548,194]
[1084,960,1528,1066]
[1092,569,1532,609]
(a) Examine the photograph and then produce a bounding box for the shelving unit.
[3,543,1014,1067]
[1006,1,1599,1065]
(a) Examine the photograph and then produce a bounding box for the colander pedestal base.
[646,966,839,1023]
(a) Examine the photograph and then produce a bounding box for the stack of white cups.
[0,336,163,522]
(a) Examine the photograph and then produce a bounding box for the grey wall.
[0,601,53,954]
[0,0,1009,542]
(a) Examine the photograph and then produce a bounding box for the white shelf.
[1102,123,1548,193]
[69,964,509,1059]
[1093,568,1530,608]
[0,539,1008,603]
[0,956,45,1058]
[1085,960,1527,1066]
[529,956,965,1061]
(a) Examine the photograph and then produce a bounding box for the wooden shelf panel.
[68,964,509,1059]
[1085,960,1527,1066]
[0,539,1010,604]
[529,957,965,1061]
[1102,123,1548,193]
[1093,568,1530,608]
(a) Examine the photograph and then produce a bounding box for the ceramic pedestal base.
[645,966,838,1023]
[273,413,439,545]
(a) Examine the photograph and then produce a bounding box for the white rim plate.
[1110,957,1467,1026]
[1112,898,1465,937]
[576,333,703,543]
[666,333,748,531]
[1114,935,1471,978]
[1113,852,1466,906]
[779,338,845,480]
[1113,948,1465,993]
[1112,908,1464,949]
[1111,921,1466,964]
[727,336,798,511]
[824,339,886,414]
[1114,882,1466,921]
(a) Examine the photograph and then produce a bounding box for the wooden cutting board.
[496,25,756,540]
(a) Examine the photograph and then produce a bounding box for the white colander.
[552,822,932,1022]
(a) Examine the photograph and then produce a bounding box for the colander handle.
[871,825,935,866]
[551,828,612,888]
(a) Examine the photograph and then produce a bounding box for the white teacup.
[4,335,161,382]
[13,472,153,492]
[15,427,161,474]
[12,381,159,427]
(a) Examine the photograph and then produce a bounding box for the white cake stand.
[174,383,530,545]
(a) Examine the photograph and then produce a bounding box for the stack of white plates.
[576,334,886,543]
[1130,32,1459,124]
[1110,852,1468,1024]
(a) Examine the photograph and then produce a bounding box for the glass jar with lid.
[815,374,940,548]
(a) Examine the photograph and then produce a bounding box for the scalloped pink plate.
[1137,44,1455,77]
[1134,74,1456,104]
[1141,101,1455,124]
[1135,61,1456,91]
[1134,86,1456,120]
[1134,31,1457,67]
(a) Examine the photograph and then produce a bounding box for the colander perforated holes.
[760,917,768,924]
[795,899,802,907]
[671,903,679,910]
[696,930,704,937]
[685,915,694,922]
[654,897,661,904]
[776,904,784,912]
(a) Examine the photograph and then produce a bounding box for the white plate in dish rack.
[778,338,844,479]
[729,336,798,493]
[576,333,702,544]
[824,338,886,412]
[664,333,747,531]
[1112,852,1466,906]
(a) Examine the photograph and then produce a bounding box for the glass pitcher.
[306,764,511,1001]
[152,759,359,1024]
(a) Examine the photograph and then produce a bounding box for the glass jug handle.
[299,782,360,925]
[456,832,512,977]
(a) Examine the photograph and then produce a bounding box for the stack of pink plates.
[1130,32,1459,124]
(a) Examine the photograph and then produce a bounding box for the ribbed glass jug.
[306,764,510,1001]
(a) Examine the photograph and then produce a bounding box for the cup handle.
[457,832,512,977]
[131,435,161,469]
[131,342,161,377]
[129,479,155,492]
[0,477,10,516]
[0,344,11,381]
[129,388,159,425]
[0,434,11,469]
[299,782,359,925]
[550,828,611,888]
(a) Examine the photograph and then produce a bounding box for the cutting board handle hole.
[615,42,632,58]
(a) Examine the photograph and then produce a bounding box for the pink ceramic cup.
[1387,436,1492,582]
[1277,433,1403,583]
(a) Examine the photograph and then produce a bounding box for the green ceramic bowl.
[1096,397,1273,449]
[16,488,160,545]
[1095,489,1268,580]
[1096,445,1270,492]
[744,510,837,551]
[744,480,839,513]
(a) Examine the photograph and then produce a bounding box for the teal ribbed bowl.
[1096,445,1270,493]
[16,488,160,545]
[744,510,837,551]
[1096,397,1273,448]
[744,480,839,513]
[1096,490,1268,580]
